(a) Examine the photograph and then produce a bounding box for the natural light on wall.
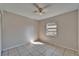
[26,26,43,45]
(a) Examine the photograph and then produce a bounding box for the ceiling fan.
[33,3,50,15]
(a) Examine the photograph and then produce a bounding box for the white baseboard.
[58,44,78,52]
[51,43,78,51]
[2,43,28,51]
[41,40,78,52]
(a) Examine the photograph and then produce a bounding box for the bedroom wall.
[39,10,78,50]
[2,10,39,50]
[0,11,1,55]
[78,9,79,55]
[1,9,78,51]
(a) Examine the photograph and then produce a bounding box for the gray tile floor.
[1,43,78,56]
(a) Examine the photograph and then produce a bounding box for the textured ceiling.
[0,3,79,20]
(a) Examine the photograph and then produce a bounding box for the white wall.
[2,11,38,50]
[0,11,1,56]
[39,10,78,51]
[78,9,79,55]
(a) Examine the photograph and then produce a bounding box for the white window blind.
[46,23,57,36]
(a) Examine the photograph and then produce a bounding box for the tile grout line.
[15,47,22,56]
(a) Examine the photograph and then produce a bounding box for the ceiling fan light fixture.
[34,10,45,15]
[35,12,45,15]
[39,13,42,15]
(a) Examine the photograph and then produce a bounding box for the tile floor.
[1,43,78,56]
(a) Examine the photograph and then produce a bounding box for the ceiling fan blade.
[43,4,51,9]
[33,3,40,9]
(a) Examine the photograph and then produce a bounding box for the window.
[46,23,57,36]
